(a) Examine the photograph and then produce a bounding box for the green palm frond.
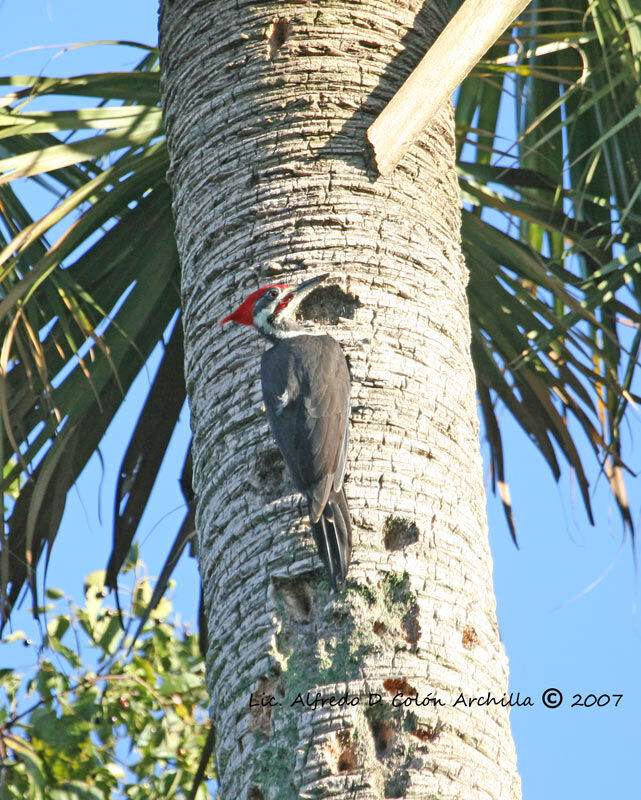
[457,1,641,539]
[0,46,185,628]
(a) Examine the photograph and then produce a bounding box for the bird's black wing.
[261,335,350,520]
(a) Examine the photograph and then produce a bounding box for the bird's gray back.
[260,335,350,519]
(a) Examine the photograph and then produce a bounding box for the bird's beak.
[279,272,330,315]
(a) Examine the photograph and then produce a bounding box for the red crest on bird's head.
[220,284,289,327]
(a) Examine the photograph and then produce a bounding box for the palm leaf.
[458,1,641,539]
[107,318,186,593]
[0,48,180,627]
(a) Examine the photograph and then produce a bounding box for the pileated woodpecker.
[221,273,352,589]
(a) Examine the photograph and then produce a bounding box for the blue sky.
[2,3,640,799]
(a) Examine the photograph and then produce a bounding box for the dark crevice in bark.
[402,603,421,645]
[255,447,286,499]
[276,577,313,623]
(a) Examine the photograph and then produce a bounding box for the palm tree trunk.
[159,1,521,798]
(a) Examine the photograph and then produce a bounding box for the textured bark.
[159,2,521,799]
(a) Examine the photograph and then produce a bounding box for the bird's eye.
[268,289,279,299]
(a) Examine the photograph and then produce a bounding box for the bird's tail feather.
[310,489,352,590]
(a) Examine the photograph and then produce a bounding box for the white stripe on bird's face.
[253,302,279,332]
[252,284,326,339]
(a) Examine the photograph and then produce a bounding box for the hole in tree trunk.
[326,730,359,773]
[462,624,479,649]
[370,718,396,759]
[278,578,313,623]
[267,18,291,58]
[248,677,280,735]
[383,677,417,697]
[383,516,419,550]
[299,284,361,325]
[337,745,357,772]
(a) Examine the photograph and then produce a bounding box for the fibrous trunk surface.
[159,1,521,798]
